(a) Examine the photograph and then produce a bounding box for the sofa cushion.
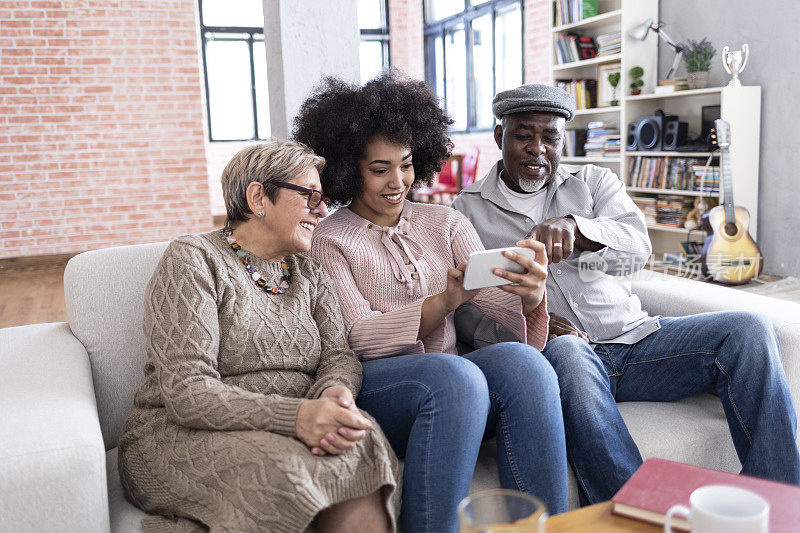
[0,323,109,532]
[65,242,169,450]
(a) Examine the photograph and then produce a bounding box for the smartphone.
[462,246,536,291]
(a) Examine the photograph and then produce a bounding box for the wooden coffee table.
[546,501,660,532]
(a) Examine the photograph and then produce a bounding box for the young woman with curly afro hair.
[296,72,568,532]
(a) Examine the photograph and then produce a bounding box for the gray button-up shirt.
[452,160,660,345]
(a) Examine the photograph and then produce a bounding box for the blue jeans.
[541,311,800,505]
[357,342,567,533]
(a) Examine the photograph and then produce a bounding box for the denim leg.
[541,335,642,504]
[463,342,569,514]
[606,312,800,485]
[356,353,490,533]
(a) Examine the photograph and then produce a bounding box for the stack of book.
[555,33,596,64]
[584,120,619,157]
[554,0,598,26]
[631,196,657,226]
[655,195,692,227]
[555,78,597,109]
[564,128,587,157]
[692,165,720,192]
[596,31,621,56]
[654,77,689,94]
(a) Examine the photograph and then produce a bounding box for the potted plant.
[608,71,620,106]
[682,38,716,89]
[629,66,644,95]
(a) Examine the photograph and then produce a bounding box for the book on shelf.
[555,33,596,64]
[554,0,598,26]
[584,120,619,157]
[612,458,800,532]
[655,77,689,94]
[564,128,587,157]
[555,78,597,110]
[631,196,657,225]
[655,195,693,227]
[595,30,621,56]
[627,156,719,193]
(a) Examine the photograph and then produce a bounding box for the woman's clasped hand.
[297,385,374,456]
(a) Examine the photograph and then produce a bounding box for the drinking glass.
[458,489,548,533]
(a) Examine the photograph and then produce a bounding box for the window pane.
[434,35,445,106]
[360,40,385,83]
[358,0,386,29]
[252,40,270,140]
[495,3,522,93]
[444,24,467,130]
[470,0,492,5]
[202,0,263,27]
[206,40,255,140]
[471,13,493,129]
[427,0,464,22]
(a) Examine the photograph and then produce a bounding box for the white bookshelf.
[550,1,761,257]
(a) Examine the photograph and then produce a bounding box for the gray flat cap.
[492,84,576,121]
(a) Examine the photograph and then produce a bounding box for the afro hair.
[292,70,454,206]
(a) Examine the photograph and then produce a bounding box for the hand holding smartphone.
[462,246,537,290]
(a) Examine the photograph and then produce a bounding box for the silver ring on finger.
[552,242,563,248]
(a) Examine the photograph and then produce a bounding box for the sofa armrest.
[0,322,109,533]
[631,274,800,437]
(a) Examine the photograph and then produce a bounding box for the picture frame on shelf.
[597,63,621,107]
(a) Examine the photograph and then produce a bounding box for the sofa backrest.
[64,241,169,450]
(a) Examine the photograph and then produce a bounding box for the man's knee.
[542,335,610,391]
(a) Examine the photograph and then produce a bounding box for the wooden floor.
[0,256,69,329]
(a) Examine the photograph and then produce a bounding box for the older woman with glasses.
[117,140,399,533]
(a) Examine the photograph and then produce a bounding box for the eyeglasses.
[272,181,331,209]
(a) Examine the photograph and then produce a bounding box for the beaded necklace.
[223,225,291,294]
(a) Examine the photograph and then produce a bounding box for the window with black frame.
[358,0,390,83]
[199,0,269,141]
[424,0,522,132]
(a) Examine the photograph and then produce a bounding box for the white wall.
[262,0,361,139]
[656,1,800,276]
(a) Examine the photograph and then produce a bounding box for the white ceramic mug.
[664,485,769,533]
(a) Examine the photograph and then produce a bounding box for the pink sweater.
[309,201,549,360]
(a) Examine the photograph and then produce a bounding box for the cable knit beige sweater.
[309,201,548,360]
[118,230,399,533]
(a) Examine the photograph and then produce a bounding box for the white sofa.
[1,242,799,532]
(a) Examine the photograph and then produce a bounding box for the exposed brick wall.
[523,0,551,85]
[0,0,211,258]
[389,0,425,80]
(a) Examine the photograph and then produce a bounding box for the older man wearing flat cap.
[452,83,800,505]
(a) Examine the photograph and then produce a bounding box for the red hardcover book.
[611,458,800,532]
[576,35,597,60]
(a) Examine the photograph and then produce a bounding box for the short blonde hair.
[221,140,325,223]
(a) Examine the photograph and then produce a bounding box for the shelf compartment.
[552,9,622,33]
[625,87,724,101]
[647,223,706,234]
[573,106,621,116]
[552,53,621,71]
[562,156,621,164]
[626,151,717,158]
[626,186,719,197]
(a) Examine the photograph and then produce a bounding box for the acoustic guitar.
[700,119,762,284]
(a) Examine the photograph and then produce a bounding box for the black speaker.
[634,116,663,151]
[662,120,688,150]
[626,122,638,151]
